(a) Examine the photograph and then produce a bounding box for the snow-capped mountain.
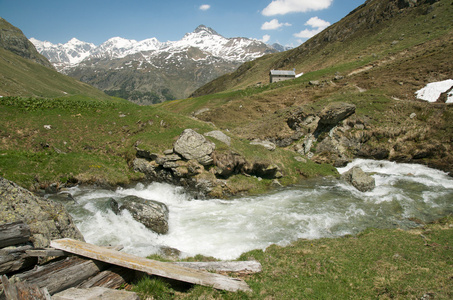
[31,25,280,104]
[30,37,96,70]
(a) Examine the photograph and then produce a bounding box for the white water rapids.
[48,159,453,260]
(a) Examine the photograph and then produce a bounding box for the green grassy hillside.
[0,47,112,99]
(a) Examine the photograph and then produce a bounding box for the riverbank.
[153,215,451,299]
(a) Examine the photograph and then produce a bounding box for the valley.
[0,0,452,298]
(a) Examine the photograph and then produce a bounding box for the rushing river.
[48,159,453,260]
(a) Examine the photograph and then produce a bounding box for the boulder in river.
[341,167,376,192]
[113,196,169,235]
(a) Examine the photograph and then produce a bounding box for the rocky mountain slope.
[31,25,279,104]
[0,17,53,69]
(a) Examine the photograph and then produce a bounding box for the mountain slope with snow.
[31,25,279,103]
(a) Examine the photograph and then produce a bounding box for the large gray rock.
[341,167,376,192]
[174,129,215,165]
[0,177,84,248]
[318,102,356,125]
[116,195,169,234]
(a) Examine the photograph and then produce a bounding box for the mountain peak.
[193,25,220,36]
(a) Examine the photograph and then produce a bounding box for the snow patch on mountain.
[415,79,453,103]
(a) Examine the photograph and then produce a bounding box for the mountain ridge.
[31,25,282,104]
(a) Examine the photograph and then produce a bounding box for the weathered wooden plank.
[25,245,123,258]
[0,222,31,248]
[173,261,262,273]
[15,256,107,295]
[51,238,251,292]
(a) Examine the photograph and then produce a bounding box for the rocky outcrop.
[134,129,283,197]
[174,129,215,165]
[315,102,356,136]
[110,196,169,234]
[0,177,84,248]
[341,167,376,192]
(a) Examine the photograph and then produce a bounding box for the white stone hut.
[269,69,296,83]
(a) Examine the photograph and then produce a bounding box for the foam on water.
[52,159,453,260]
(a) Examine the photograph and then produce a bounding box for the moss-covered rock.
[0,177,84,248]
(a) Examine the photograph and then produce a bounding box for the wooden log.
[172,261,262,273]
[0,222,31,248]
[25,249,67,258]
[0,246,37,275]
[77,266,136,289]
[51,238,252,292]
[15,256,107,295]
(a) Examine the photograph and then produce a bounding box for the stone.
[163,149,174,155]
[212,151,248,177]
[341,167,376,192]
[118,195,169,234]
[204,130,231,146]
[0,177,85,248]
[250,139,276,151]
[174,129,215,165]
[309,80,320,86]
[294,156,307,163]
[135,147,159,160]
[318,102,356,126]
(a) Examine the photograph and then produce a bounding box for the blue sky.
[1,0,366,47]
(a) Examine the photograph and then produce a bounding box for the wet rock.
[0,177,85,248]
[174,129,215,165]
[108,198,120,215]
[341,167,375,192]
[118,195,169,234]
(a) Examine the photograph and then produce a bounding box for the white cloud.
[199,4,211,11]
[305,16,330,28]
[293,16,330,39]
[261,19,291,30]
[262,0,333,16]
[261,34,271,43]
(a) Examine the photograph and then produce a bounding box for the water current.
[47,159,453,260]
